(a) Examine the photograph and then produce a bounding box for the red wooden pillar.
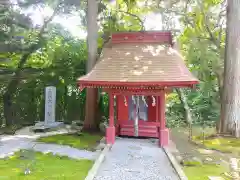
[156,96,159,122]
[158,90,169,147]
[106,92,115,144]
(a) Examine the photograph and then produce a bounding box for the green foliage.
[166,0,225,128]
[99,0,154,40]
[12,34,88,124]
[0,17,89,124]
[166,87,220,128]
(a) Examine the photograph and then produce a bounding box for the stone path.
[28,143,98,160]
[94,138,179,180]
[0,127,98,160]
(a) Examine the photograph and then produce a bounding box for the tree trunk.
[3,92,14,126]
[221,0,240,137]
[176,89,193,124]
[176,89,193,140]
[84,0,100,131]
[215,70,224,133]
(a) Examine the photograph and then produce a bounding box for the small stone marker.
[44,86,56,124]
[33,86,63,131]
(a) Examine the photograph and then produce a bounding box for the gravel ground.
[94,138,179,180]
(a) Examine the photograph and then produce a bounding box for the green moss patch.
[181,160,202,167]
[193,135,240,154]
[37,132,103,151]
[0,151,93,180]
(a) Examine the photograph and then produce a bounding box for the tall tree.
[221,0,240,136]
[83,0,99,131]
[2,5,59,126]
[1,0,80,126]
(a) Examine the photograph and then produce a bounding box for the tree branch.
[197,0,224,49]
[158,7,195,28]
[204,18,221,48]
[5,1,60,95]
[117,10,145,31]
[39,5,59,35]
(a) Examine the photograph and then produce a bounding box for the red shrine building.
[78,31,198,147]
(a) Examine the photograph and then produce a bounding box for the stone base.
[159,128,169,147]
[106,126,115,145]
[32,122,64,132]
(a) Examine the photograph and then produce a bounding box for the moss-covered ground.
[171,127,237,180]
[37,132,103,151]
[0,150,93,180]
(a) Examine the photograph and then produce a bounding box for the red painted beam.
[103,88,172,93]
[104,89,165,96]
[111,31,173,45]
[77,80,199,89]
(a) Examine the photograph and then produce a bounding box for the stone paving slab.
[28,143,98,160]
[0,137,98,160]
[94,138,179,180]
[0,137,33,158]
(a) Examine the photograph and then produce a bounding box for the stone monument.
[44,86,56,124]
[33,86,63,131]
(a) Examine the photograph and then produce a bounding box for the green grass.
[37,132,103,151]
[193,135,240,154]
[0,150,93,180]
[184,164,228,180]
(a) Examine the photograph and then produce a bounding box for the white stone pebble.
[94,138,179,180]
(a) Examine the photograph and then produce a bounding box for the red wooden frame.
[116,95,158,123]
[77,80,198,89]
[111,86,166,139]
[111,31,173,45]
[103,88,171,95]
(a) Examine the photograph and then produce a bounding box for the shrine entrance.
[116,94,160,138]
[128,96,148,122]
[128,95,149,137]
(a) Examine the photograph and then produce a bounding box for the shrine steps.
[119,124,159,138]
